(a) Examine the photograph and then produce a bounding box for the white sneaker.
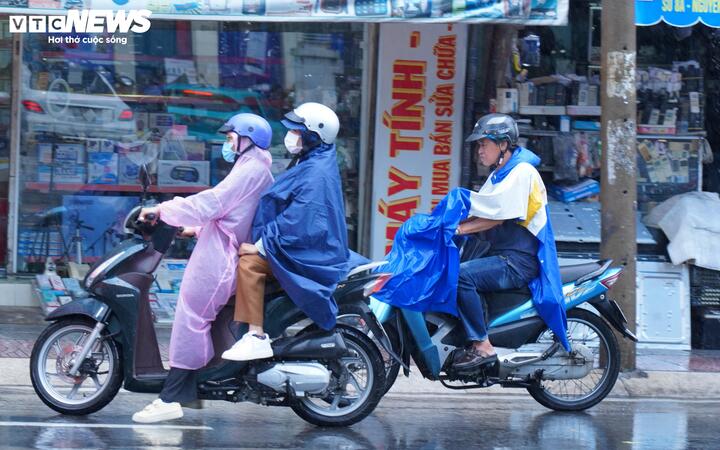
[132,399,183,423]
[221,331,273,361]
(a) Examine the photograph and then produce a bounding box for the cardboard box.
[154,259,187,292]
[54,144,85,164]
[86,139,115,153]
[587,85,599,106]
[118,153,141,185]
[183,140,206,161]
[577,83,590,106]
[116,142,147,185]
[87,152,119,185]
[518,83,534,107]
[157,160,209,186]
[135,112,149,132]
[52,143,86,183]
[37,165,51,183]
[37,143,53,164]
[549,179,601,203]
[150,113,174,133]
[496,88,518,113]
[53,163,86,184]
[160,137,206,161]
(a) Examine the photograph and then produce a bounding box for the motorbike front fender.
[46,296,110,323]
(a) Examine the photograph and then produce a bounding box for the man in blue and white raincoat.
[452,113,568,370]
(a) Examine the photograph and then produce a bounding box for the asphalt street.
[0,386,717,449]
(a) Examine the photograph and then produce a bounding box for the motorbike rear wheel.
[527,308,620,411]
[30,317,123,415]
[290,326,385,427]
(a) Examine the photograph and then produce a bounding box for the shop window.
[0,18,10,274]
[15,21,365,275]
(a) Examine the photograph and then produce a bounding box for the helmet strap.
[490,140,509,172]
[237,141,254,157]
[287,153,302,170]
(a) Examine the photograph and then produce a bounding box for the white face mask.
[284,131,303,154]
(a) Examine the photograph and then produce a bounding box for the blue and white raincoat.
[374,148,570,350]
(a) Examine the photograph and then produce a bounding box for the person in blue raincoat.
[222,102,350,361]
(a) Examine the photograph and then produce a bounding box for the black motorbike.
[29,169,390,427]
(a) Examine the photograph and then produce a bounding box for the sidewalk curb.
[4,358,719,400]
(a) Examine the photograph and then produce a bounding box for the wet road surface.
[0,386,717,449]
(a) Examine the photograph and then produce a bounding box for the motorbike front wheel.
[290,326,385,427]
[30,317,123,415]
[526,308,621,411]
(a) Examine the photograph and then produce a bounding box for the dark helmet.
[217,113,272,149]
[465,113,519,147]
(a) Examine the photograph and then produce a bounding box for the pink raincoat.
[159,148,273,369]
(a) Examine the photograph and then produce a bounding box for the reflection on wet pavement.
[1,386,718,449]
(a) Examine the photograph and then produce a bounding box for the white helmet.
[282,102,340,145]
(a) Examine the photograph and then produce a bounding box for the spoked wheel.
[337,313,401,396]
[527,308,620,411]
[291,326,384,427]
[30,318,123,415]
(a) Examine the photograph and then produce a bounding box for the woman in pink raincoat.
[132,113,274,423]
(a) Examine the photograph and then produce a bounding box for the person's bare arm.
[457,217,503,235]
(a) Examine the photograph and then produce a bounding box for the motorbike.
[365,239,638,412]
[29,167,391,427]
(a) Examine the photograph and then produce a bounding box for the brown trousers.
[234,254,273,326]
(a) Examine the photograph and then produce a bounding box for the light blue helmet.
[218,113,272,150]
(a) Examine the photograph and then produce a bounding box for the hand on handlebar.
[180,226,199,238]
[139,207,160,225]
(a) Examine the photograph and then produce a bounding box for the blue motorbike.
[364,251,638,412]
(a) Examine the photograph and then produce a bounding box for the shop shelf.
[522,130,704,140]
[25,182,207,194]
[637,133,706,140]
[566,105,602,116]
[521,129,601,137]
[519,106,567,115]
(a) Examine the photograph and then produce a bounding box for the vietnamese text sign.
[637,0,720,28]
[0,1,567,25]
[370,23,467,260]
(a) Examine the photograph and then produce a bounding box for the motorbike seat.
[560,260,608,284]
[485,286,532,321]
[346,261,387,278]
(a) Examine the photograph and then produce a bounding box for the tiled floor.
[637,349,720,373]
[0,307,171,359]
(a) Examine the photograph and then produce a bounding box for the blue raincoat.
[374,148,570,350]
[252,143,350,330]
[372,189,471,316]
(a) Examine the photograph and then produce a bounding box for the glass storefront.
[15,21,365,274]
[0,19,11,273]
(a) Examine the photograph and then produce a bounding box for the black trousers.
[159,368,198,404]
